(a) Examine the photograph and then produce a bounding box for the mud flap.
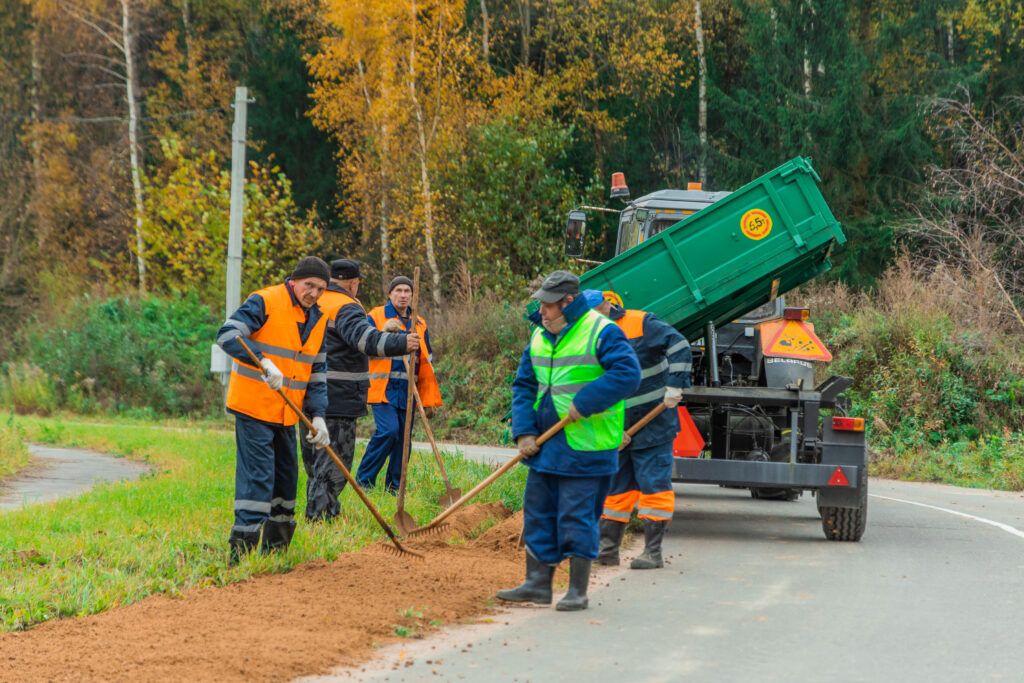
[817,422,867,509]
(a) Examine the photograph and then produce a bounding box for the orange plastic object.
[672,406,705,458]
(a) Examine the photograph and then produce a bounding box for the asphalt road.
[0,444,149,510]
[316,476,1024,683]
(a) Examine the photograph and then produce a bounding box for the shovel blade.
[394,509,418,536]
[437,489,463,509]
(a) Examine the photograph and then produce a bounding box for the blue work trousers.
[231,414,298,546]
[356,403,414,492]
[522,468,611,564]
[609,441,674,496]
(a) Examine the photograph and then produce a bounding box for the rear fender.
[817,422,867,508]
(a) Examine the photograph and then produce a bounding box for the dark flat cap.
[331,258,362,279]
[531,270,580,303]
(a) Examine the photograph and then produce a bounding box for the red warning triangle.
[827,466,850,487]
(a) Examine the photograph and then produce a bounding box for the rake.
[407,415,572,537]
[408,402,669,538]
[236,337,422,559]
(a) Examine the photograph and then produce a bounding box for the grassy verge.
[0,415,525,632]
[0,416,30,479]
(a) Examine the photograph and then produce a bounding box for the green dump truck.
[566,157,867,542]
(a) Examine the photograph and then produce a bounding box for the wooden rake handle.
[413,415,572,533]
[404,360,454,490]
[623,403,668,441]
[235,337,417,556]
[395,267,421,519]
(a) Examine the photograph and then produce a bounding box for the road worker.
[498,271,640,611]
[356,276,442,492]
[298,259,420,521]
[216,256,332,562]
[590,289,693,569]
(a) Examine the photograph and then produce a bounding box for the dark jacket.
[216,279,327,421]
[608,306,693,448]
[511,296,641,477]
[323,283,408,417]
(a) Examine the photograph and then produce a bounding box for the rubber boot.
[496,550,554,604]
[630,519,667,569]
[260,519,296,554]
[596,518,626,566]
[228,529,261,565]
[556,557,592,611]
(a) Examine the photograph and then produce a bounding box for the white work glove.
[567,403,584,422]
[663,387,683,409]
[260,358,284,391]
[307,416,330,449]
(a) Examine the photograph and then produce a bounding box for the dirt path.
[0,444,150,511]
[0,503,527,682]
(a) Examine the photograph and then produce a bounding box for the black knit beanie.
[290,256,330,284]
[388,275,414,292]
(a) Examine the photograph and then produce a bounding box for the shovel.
[236,337,422,559]
[403,363,463,508]
[393,267,421,535]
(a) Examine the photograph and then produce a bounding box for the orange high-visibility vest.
[319,287,357,322]
[226,284,328,426]
[616,309,646,340]
[366,306,442,407]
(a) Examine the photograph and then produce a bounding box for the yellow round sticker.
[741,209,772,240]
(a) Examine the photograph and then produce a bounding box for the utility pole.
[225,86,249,321]
[212,86,252,386]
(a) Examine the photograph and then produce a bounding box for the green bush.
[0,363,57,415]
[20,294,222,416]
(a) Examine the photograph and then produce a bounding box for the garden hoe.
[236,337,422,560]
[403,366,463,509]
[393,267,421,536]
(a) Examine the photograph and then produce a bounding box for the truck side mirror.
[564,210,587,257]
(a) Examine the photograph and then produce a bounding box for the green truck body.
[578,157,846,342]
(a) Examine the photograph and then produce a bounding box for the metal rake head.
[375,539,425,560]
[405,523,450,539]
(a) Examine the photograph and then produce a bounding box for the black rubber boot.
[630,519,667,569]
[496,551,554,605]
[228,529,261,565]
[260,519,296,554]
[597,518,626,566]
[556,557,592,611]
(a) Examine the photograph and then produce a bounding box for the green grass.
[0,415,30,479]
[0,415,525,632]
[871,431,1024,491]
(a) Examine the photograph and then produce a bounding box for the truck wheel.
[818,473,867,541]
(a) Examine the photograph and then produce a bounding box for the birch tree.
[59,0,148,292]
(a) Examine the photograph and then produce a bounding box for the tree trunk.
[519,0,530,67]
[121,0,147,293]
[694,0,707,186]
[407,1,443,306]
[480,0,490,62]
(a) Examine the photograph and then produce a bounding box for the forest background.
[1,0,1023,486]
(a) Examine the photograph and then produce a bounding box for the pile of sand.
[0,503,524,682]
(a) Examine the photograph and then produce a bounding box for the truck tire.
[818,472,867,541]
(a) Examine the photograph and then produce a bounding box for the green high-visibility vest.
[529,309,625,451]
